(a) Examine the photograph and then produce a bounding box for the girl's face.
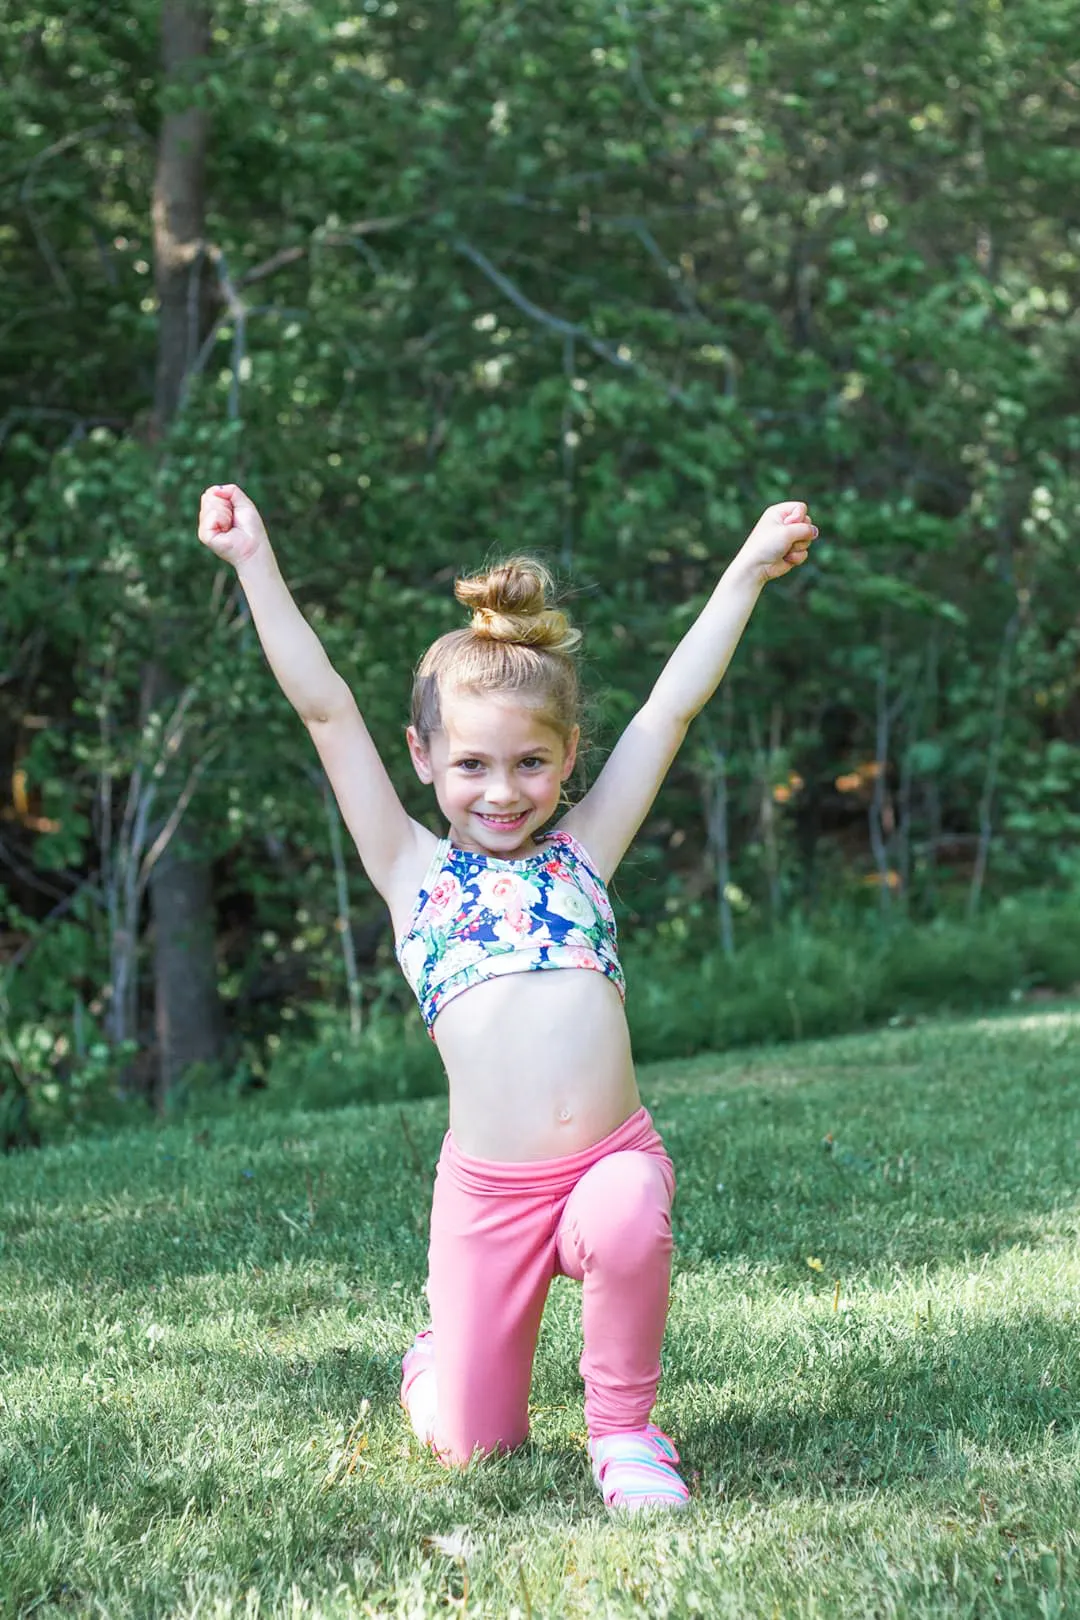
[407,690,578,859]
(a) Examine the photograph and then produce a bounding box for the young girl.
[197,485,816,1511]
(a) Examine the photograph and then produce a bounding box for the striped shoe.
[400,1328,438,1447]
[589,1424,690,1512]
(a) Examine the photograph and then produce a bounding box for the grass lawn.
[2,1005,1079,1618]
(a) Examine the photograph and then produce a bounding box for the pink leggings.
[424,1106,675,1464]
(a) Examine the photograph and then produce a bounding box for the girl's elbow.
[305,683,359,729]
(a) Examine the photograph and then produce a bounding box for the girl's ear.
[406,725,434,784]
[560,725,580,781]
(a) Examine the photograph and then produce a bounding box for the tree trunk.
[152,840,225,1103]
[968,609,1019,919]
[868,629,894,915]
[705,745,735,960]
[152,0,210,427]
[749,700,783,925]
[148,0,224,1102]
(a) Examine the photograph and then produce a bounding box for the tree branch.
[1,880,100,977]
[611,215,738,396]
[0,406,128,454]
[319,771,362,1042]
[453,236,692,404]
[137,746,220,891]
[615,0,666,119]
[236,214,413,288]
[968,609,1020,918]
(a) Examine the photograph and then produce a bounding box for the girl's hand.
[197,483,269,568]
[739,500,818,583]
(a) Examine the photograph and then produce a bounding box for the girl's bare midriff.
[431,970,641,1161]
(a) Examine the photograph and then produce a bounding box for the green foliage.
[151,897,1080,1127]
[8,865,1080,1145]
[626,895,1080,1064]
[3,0,1080,1086]
[248,1008,445,1116]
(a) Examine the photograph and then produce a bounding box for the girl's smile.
[474,810,529,830]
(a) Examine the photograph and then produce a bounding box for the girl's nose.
[486,776,516,805]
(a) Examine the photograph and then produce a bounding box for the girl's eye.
[457,759,483,772]
[521,757,544,770]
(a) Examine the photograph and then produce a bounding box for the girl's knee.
[572,1152,673,1269]
[587,1150,671,1217]
[427,1329,535,1464]
[437,1411,529,1465]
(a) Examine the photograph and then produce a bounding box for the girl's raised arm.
[198,484,428,907]
[561,501,817,882]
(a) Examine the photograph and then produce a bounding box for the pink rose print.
[425,871,463,923]
[492,907,533,943]
[575,862,611,918]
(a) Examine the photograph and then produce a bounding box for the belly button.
[558,1107,572,1123]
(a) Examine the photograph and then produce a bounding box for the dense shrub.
[10,894,1078,1143]
[259,895,1080,1116]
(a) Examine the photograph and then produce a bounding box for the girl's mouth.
[475,811,529,829]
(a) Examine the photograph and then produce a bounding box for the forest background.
[3,0,1080,1146]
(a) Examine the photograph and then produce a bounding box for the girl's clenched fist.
[197,484,269,568]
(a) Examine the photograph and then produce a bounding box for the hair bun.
[454,558,580,653]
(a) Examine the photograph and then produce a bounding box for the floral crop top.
[395,829,626,1033]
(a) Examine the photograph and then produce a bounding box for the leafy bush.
[254,894,1080,1115]
[245,1007,445,1115]
[9,894,1080,1141]
[1000,900,1080,992]
[625,894,1080,1066]
[874,924,1024,1016]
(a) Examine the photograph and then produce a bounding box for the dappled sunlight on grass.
[972,1004,1080,1036]
[2,1011,1079,1617]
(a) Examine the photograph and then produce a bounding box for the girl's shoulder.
[543,823,606,880]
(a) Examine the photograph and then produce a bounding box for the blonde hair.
[411,558,581,744]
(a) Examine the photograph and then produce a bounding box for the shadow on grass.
[4,1307,1075,1542]
[667,1311,1078,1499]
